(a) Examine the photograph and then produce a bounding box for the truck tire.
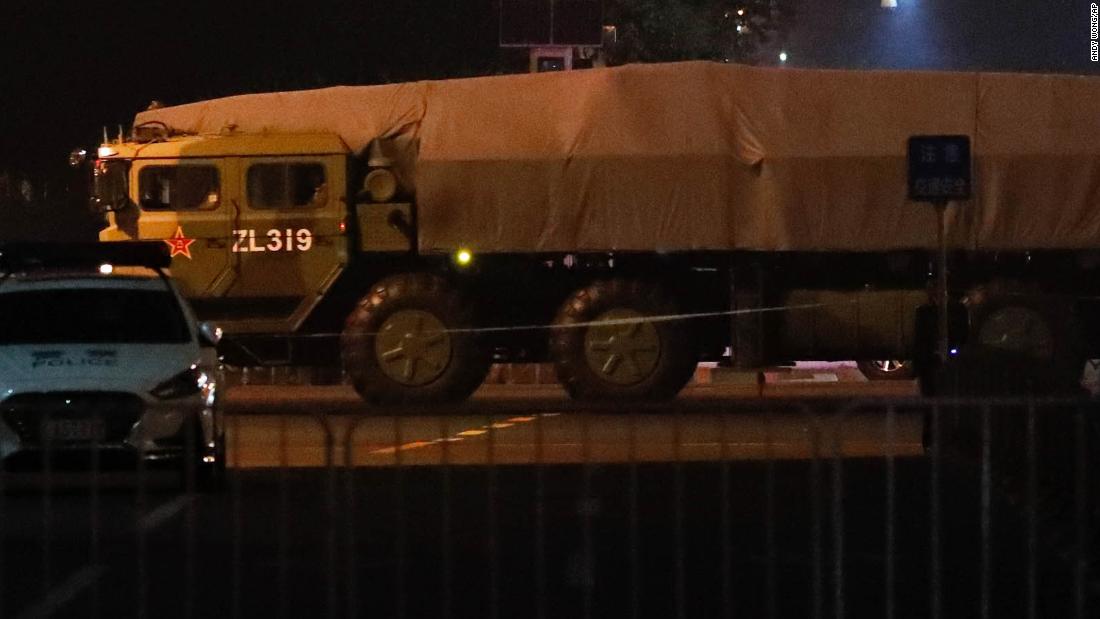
[550,279,698,401]
[857,359,914,380]
[941,283,1084,396]
[340,273,490,404]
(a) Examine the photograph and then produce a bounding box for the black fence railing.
[0,397,1096,618]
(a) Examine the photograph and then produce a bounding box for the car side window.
[138,166,220,211]
[247,163,327,209]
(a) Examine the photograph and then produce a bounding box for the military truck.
[83,62,1100,402]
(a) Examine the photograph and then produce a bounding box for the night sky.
[0,0,504,181]
[0,0,1096,194]
[790,0,1096,73]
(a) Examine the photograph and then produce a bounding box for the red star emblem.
[164,226,195,259]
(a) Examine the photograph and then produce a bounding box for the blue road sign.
[907,135,971,202]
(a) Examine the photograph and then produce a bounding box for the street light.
[778,51,789,63]
[878,0,940,69]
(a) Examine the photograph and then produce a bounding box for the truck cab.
[94,131,351,338]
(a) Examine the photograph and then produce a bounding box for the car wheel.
[857,359,914,380]
[179,422,225,493]
[194,434,227,493]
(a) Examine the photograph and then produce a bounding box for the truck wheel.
[340,273,490,404]
[942,284,1084,396]
[857,360,914,380]
[550,279,698,401]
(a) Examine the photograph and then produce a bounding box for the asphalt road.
[1,381,1096,618]
[223,380,923,467]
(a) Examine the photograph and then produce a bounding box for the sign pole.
[935,200,949,363]
[907,135,971,370]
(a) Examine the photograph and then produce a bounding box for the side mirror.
[198,322,222,348]
[90,159,131,213]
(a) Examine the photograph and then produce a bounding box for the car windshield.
[0,288,191,344]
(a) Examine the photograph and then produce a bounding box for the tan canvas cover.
[136,62,1100,253]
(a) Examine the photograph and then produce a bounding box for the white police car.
[0,242,225,489]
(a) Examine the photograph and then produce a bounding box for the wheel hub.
[374,310,452,386]
[872,360,907,373]
[584,309,660,385]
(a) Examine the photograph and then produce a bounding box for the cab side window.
[247,163,327,209]
[138,166,220,211]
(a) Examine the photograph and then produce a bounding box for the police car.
[0,242,225,488]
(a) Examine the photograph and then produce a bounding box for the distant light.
[881,0,898,7]
[737,8,745,16]
[736,24,743,33]
[68,149,88,167]
[455,248,473,266]
[778,51,789,63]
[99,263,113,275]
[949,348,959,356]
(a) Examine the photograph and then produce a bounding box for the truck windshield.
[0,289,190,344]
[91,159,130,212]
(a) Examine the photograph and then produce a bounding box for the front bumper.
[0,389,218,466]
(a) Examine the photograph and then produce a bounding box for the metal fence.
[1,396,1097,618]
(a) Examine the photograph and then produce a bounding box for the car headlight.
[151,365,208,400]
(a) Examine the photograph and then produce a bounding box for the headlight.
[151,365,208,400]
[363,168,397,202]
[69,148,88,167]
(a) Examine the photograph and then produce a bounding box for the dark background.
[0,0,1095,239]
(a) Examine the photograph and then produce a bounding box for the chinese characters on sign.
[907,135,971,202]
